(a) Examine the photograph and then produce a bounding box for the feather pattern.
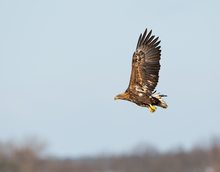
[127,28,161,95]
[115,28,167,111]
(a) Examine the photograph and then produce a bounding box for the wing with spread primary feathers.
[127,28,161,95]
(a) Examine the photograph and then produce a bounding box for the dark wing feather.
[127,28,161,95]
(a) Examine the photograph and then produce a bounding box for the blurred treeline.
[0,138,220,172]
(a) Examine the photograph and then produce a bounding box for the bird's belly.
[132,97,150,107]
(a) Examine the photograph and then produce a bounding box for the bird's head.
[114,92,129,101]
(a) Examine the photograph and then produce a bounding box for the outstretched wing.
[127,28,161,95]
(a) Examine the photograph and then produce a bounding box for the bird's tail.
[152,93,168,108]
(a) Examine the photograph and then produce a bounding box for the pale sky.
[0,0,220,157]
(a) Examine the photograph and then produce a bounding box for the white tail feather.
[152,93,168,108]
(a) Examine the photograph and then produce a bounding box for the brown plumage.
[114,28,168,112]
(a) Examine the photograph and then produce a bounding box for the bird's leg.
[148,104,156,113]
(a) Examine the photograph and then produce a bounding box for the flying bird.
[114,28,168,113]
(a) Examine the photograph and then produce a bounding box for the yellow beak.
[114,96,119,100]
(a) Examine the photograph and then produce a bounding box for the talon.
[148,104,156,113]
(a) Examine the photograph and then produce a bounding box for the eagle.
[114,28,168,113]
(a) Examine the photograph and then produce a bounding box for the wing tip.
[136,28,161,49]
